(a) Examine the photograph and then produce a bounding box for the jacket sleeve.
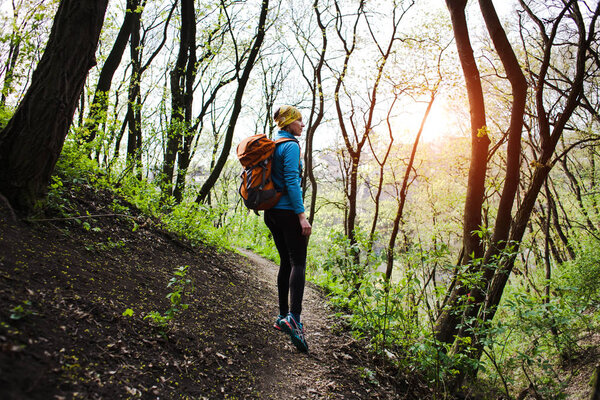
[281,142,305,214]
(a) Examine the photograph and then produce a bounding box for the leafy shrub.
[161,201,230,249]
[53,139,101,185]
[144,265,193,336]
[224,207,279,261]
[558,235,600,306]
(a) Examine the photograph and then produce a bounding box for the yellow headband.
[275,105,301,129]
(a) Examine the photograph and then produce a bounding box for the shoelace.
[292,320,305,341]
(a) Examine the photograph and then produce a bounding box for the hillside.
[0,182,424,399]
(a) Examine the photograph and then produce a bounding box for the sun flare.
[392,98,465,144]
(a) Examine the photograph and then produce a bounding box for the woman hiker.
[265,105,312,352]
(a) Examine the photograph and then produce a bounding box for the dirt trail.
[0,183,411,399]
[234,248,399,399]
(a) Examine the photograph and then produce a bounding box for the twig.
[25,213,137,223]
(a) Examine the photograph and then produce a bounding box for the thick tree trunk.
[0,0,108,212]
[450,0,489,264]
[163,0,196,202]
[452,0,528,359]
[591,364,600,400]
[434,0,489,344]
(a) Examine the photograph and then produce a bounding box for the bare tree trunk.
[450,0,528,362]
[163,0,197,201]
[452,0,489,263]
[544,182,552,302]
[303,0,327,225]
[434,0,489,345]
[195,0,269,203]
[125,6,143,178]
[83,0,140,145]
[386,93,435,282]
[114,2,174,171]
[332,0,363,248]
[0,0,108,212]
[591,364,600,400]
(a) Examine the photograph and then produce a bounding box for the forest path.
[0,181,410,399]
[234,248,398,399]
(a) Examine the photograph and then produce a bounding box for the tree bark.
[452,0,528,356]
[83,0,139,144]
[303,0,327,225]
[451,0,489,264]
[125,6,143,178]
[332,0,363,249]
[195,0,269,203]
[434,0,489,344]
[483,0,599,344]
[591,364,600,400]
[163,0,197,201]
[0,0,108,212]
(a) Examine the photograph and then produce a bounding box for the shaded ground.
[0,182,424,399]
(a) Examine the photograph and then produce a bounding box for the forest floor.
[0,182,430,399]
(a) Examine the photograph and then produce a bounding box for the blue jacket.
[271,130,304,214]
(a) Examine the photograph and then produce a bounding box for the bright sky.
[395,0,519,143]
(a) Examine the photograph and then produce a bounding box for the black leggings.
[264,208,307,317]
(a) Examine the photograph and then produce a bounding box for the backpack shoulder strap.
[274,137,299,145]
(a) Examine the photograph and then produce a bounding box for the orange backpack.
[237,134,298,211]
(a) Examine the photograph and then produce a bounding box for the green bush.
[558,235,600,306]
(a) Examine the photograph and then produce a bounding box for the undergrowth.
[44,136,600,399]
[45,140,232,250]
[308,226,600,398]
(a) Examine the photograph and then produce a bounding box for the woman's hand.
[298,212,312,237]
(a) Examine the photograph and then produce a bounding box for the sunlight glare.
[398,100,461,144]
[421,101,456,142]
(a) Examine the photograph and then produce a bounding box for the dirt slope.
[0,183,421,399]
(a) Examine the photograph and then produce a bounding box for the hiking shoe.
[273,314,285,332]
[280,314,308,352]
